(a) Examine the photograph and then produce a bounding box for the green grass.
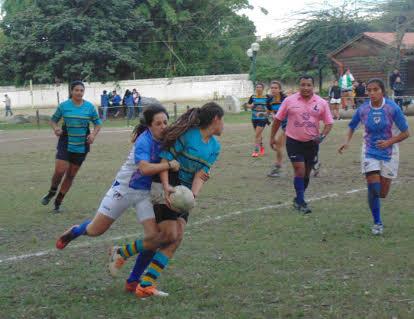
[1,119,414,318]
[0,112,251,131]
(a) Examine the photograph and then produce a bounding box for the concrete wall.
[0,74,254,109]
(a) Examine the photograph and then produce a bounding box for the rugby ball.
[170,185,195,212]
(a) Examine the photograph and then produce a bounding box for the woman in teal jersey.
[41,81,102,212]
[247,83,269,157]
[113,102,224,299]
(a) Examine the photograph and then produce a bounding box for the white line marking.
[0,188,361,264]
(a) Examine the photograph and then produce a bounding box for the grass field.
[1,116,414,319]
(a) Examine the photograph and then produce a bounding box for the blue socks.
[127,250,156,283]
[368,183,382,225]
[294,177,305,204]
[71,220,91,238]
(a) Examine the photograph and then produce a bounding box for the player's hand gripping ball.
[170,185,195,212]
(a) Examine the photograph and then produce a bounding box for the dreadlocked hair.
[163,102,224,148]
[131,104,169,143]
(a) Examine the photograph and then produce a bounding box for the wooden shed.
[328,32,414,95]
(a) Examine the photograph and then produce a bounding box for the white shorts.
[98,186,155,223]
[330,98,341,104]
[361,148,399,179]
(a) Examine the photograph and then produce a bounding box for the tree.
[283,1,373,88]
[0,0,256,85]
[132,0,255,78]
[0,0,150,85]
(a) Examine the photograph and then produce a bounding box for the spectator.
[393,76,404,110]
[328,80,341,120]
[389,69,401,89]
[355,81,367,108]
[3,94,13,116]
[124,89,135,120]
[100,90,109,121]
[132,88,142,116]
[339,68,355,110]
[111,90,122,117]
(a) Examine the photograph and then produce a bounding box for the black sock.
[47,186,58,197]
[304,177,310,190]
[54,192,65,206]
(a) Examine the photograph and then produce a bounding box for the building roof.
[363,32,414,49]
[329,32,414,58]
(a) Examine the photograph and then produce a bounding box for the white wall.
[0,74,254,109]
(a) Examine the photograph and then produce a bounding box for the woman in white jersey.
[55,105,180,258]
[339,78,410,235]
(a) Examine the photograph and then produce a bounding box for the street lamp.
[246,42,260,89]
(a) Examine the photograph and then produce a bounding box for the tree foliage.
[0,0,255,85]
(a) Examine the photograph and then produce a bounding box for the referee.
[270,75,334,213]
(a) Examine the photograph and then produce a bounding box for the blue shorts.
[56,135,88,166]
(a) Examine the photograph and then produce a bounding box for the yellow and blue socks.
[368,182,382,225]
[118,239,144,259]
[127,250,156,283]
[140,251,169,288]
[294,176,305,204]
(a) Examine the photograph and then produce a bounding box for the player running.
[270,75,334,213]
[41,81,102,212]
[247,83,269,157]
[338,78,410,235]
[55,105,181,285]
[267,81,287,177]
[115,102,223,299]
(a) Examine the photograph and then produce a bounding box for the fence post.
[36,109,40,130]
[174,103,177,120]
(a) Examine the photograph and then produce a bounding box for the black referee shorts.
[286,136,319,166]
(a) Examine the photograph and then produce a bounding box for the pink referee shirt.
[276,92,333,142]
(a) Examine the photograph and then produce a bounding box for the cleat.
[313,161,321,177]
[371,224,384,235]
[108,246,126,277]
[135,285,169,299]
[56,225,77,249]
[53,203,62,213]
[259,146,265,156]
[293,198,312,214]
[251,151,259,158]
[267,165,281,177]
[125,280,139,293]
[41,192,56,205]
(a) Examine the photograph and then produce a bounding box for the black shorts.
[286,136,319,165]
[252,119,269,129]
[56,136,88,166]
[153,171,189,224]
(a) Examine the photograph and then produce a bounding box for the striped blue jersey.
[160,128,221,188]
[52,99,102,153]
[248,95,269,120]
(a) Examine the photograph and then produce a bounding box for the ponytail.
[163,102,224,148]
[131,104,169,143]
[163,108,200,148]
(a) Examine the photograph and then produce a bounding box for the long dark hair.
[367,78,386,94]
[270,80,287,102]
[131,104,169,143]
[69,80,85,99]
[163,102,224,148]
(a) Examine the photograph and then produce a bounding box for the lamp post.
[246,42,260,90]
